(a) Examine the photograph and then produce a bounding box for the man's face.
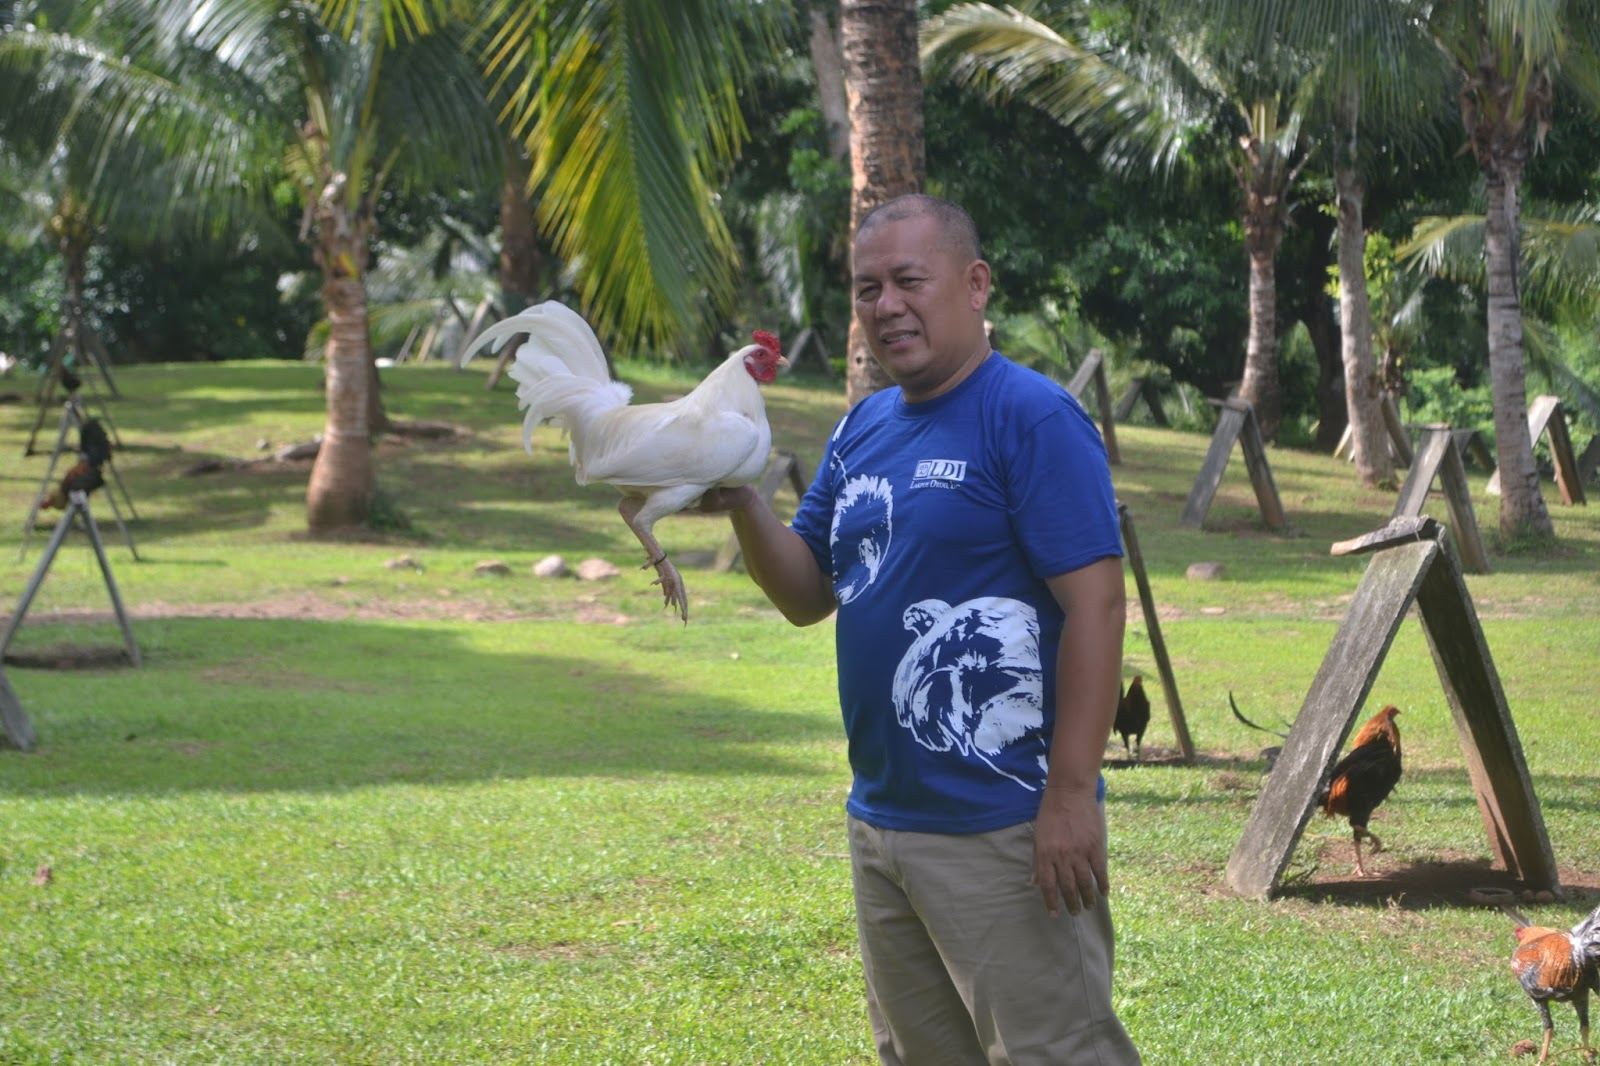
[852,213,990,403]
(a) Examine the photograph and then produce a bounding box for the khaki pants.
[849,815,1141,1066]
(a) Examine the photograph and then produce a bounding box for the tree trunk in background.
[1334,144,1393,488]
[1292,206,1344,452]
[306,193,377,532]
[1482,167,1553,542]
[841,0,925,409]
[488,138,546,389]
[1459,30,1555,545]
[809,5,851,164]
[1238,165,1285,442]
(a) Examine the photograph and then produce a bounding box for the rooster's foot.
[643,556,688,624]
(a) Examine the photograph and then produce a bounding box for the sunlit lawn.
[1,361,1597,1064]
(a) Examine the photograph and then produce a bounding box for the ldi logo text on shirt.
[913,459,967,483]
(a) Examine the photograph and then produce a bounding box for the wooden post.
[715,450,809,572]
[1065,349,1120,464]
[1117,502,1194,763]
[2,491,141,668]
[1180,399,1287,531]
[1487,396,1586,505]
[1225,516,1557,900]
[1391,425,1489,574]
[0,666,34,751]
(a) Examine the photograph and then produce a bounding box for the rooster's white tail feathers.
[458,300,611,384]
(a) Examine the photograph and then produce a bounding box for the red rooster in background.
[461,301,787,622]
[1317,704,1403,878]
[41,417,112,509]
[1507,901,1600,1064]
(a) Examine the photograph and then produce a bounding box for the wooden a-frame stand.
[23,308,121,456]
[1,490,141,669]
[1180,399,1287,531]
[0,665,35,752]
[1487,395,1587,506]
[714,449,809,573]
[1224,515,1557,900]
[1117,501,1194,763]
[1114,377,1169,427]
[19,397,140,562]
[1065,349,1120,464]
[1334,392,1413,467]
[1392,425,1489,574]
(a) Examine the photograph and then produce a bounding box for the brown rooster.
[1114,676,1151,761]
[1508,901,1600,1064]
[1317,704,1402,877]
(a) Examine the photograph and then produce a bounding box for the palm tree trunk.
[1483,168,1554,543]
[488,138,545,389]
[1239,240,1281,441]
[305,183,377,532]
[1335,158,1393,488]
[307,272,375,531]
[841,0,925,408]
[809,6,851,165]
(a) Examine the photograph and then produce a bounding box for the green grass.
[1,360,1598,1064]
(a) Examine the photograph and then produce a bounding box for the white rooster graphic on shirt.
[892,597,1047,789]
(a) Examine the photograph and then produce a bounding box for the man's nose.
[874,285,907,317]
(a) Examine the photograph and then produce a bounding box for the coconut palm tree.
[1199,0,1600,536]
[1170,0,1455,485]
[474,0,786,355]
[3,0,502,530]
[922,1,1319,441]
[839,0,927,407]
[1423,1,1600,543]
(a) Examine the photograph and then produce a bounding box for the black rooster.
[1114,676,1151,761]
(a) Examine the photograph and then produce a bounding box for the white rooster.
[461,301,787,622]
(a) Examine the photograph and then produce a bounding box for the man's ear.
[967,259,992,310]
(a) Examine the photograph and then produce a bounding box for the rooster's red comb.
[753,330,781,357]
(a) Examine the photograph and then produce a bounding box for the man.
[705,194,1140,1064]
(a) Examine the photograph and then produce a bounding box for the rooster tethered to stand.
[460,301,787,623]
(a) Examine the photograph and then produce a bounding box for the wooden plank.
[1451,428,1495,472]
[1541,401,1585,506]
[1392,426,1450,520]
[1432,429,1491,574]
[1180,405,1247,530]
[1118,503,1193,763]
[1487,396,1582,502]
[1413,548,1558,891]
[1065,349,1103,400]
[1380,391,1413,466]
[0,667,34,752]
[1226,539,1439,899]
[1234,403,1287,530]
[1392,426,1488,574]
[1114,377,1145,422]
[1089,356,1120,465]
[77,492,141,667]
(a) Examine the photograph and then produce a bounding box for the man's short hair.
[858,194,983,263]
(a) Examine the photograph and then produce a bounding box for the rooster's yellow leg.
[618,496,690,623]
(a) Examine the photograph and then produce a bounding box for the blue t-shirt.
[791,354,1122,834]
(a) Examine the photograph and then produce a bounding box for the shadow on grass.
[0,616,841,796]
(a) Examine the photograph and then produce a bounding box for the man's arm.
[1032,555,1127,917]
[700,486,837,626]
